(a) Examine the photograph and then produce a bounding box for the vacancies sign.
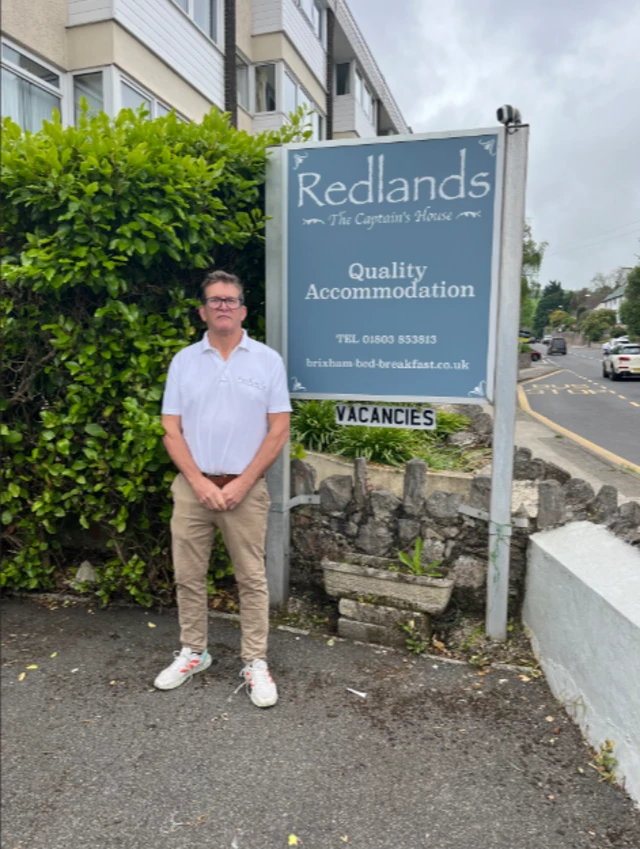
[276,129,505,403]
[336,404,436,430]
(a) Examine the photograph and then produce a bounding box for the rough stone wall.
[290,448,640,615]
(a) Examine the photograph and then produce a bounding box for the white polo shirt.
[162,330,292,474]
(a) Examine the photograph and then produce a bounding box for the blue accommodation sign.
[275,129,505,403]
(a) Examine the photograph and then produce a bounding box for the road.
[521,345,640,468]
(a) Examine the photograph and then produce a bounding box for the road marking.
[618,395,627,400]
[517,385,640,477]
[632,402,640,408]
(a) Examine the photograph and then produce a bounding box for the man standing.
[154,270,291,708]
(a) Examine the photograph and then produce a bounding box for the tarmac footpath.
[2,597,639,849]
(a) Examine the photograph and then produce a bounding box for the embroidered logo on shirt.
[237,375,267,392]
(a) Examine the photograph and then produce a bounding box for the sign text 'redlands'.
[298,150,490,208]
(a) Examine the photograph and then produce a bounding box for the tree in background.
[619,263,640,337]
[548,309,571,330]
[520,222,546,329]
[580,309,617,342]
[533,280,570,337]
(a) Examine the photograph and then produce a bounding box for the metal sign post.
[486,124,529,639]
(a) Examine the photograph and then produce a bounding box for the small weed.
[460,624,485,651]
[591,739,618,784]
[469,652,490,669]
[398,619,429,655]
[397,538,444,577]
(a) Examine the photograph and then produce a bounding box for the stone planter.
[322,553,454,615]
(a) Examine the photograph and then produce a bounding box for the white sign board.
[336,404,436,430]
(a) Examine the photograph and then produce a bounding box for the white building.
[1,0,408,139]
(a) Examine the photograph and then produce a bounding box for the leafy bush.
[290,399,473,469]
[290,400,340,452]
[334,426,420,467]
[0,106,308,603]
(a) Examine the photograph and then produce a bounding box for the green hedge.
[0,106,308,604]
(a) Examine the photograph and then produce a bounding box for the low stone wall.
[290,445,640,616]
[303,450,474,500]
[523,523,640,805]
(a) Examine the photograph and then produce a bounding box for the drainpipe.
[325,7,335,139]
[224,0,237,127]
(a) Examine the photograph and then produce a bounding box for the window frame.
[283,65,325,140]
[170,0,222,46]
[254,62,278,114]
[72,69,105,124]
[236,53,251,113]
[1,38,66,126]
[116,73,187,121]
[296,0,326,44]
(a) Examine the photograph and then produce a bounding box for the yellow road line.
[517,385,640,477]
[632,402,640,408]
[618,395,627,400]
[519,369,564,386]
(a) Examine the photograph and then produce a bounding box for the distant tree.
[520,222,546,329]
[533,280,570,337]
[580,309,617,342]
[549,309,571,329]
[619,263,640,337]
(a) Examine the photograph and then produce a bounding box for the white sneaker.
[154,647,211,690]
[239,659,278,707]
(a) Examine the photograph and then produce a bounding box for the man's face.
[199,282,247,336]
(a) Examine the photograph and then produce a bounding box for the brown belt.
[203,473,238,488]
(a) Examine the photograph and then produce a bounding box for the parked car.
[547,337,567,355]
[602,344,640,380]
[603,335,630,354]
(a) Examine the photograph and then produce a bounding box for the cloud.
[347,0,640,288]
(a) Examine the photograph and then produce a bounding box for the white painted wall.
[252,0,325,88]
[253,111,286,133]
[282,0,325,87]
[252,0,283,34]
[68,0,114,27]
[523,522,640,805]
[67,0,225,108]
[333,92,375,138]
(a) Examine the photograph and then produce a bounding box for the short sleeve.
[161,355,182,415]
[267,353,292,413]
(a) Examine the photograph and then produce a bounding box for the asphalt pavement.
[521,346,640,467]
[3,597,640,849]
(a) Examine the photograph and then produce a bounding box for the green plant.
[591,740,618,784]
[290,399,340,452]
[397,538,444,577]
[397,619,429,654]
[334,426,419,467]
[0,105,308,604]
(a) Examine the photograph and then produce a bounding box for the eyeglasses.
[204,296,244,310]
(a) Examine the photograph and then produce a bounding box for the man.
[154,270,291,708]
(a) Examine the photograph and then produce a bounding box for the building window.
[172,0,219,44]
[237,58,249,111]
[255,64,276,113]
[354,68,376,124]
[74,72,103,123]
[297,0,324,41]
[283,69,324,140]
[1,42,62,132]
[336,63,350,96]
[122,81,152,113]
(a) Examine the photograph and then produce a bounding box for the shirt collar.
[200,329,253,354]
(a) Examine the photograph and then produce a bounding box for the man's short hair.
[201,270,245,303]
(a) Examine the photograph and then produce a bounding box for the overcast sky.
[347,0,640,291]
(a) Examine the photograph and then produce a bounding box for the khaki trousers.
[170,473,271,662]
